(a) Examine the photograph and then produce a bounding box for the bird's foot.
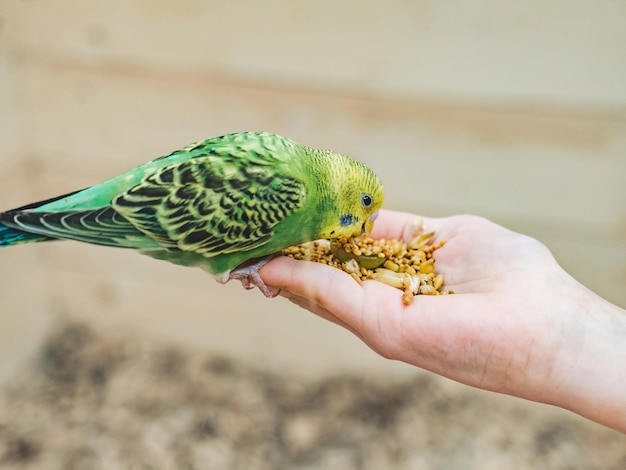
[223,256,280,298]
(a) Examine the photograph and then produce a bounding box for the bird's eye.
[361,193,373,208]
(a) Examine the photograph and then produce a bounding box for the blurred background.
[0,1,625,467]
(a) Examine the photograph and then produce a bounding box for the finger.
[262,256,372,339]
[263,256,403,346]
[261,256,366,316]
[261,257,402,350]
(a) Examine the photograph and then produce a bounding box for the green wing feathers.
[0,132,309,261]
[113,156,306,256]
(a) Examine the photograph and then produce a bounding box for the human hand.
[261,210,626,432]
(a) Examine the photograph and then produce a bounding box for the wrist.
[541,276,626,432]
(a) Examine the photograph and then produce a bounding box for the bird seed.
[282,233,450,305]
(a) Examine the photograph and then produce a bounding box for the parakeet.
[0,132,384,296]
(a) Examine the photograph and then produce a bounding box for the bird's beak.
[361,210,379,236]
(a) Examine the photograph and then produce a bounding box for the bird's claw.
[226,256,280,298]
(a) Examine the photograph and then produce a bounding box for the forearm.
[539,280,626,433]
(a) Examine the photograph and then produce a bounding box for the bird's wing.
[113,155,307,256]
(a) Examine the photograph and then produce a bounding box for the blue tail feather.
[0,222,52,246]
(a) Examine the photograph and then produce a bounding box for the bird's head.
[318,157,384,240]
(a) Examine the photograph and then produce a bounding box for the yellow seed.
[408,231,435,250]
[411,251,426,263]
[383,260,400,272]
[419,285,437,295]
[416,273,428,284]
[390,240,405,256]
[372,268,405,288]
[433,274,444,290]
[403,275,421,295]
[342,259,360,275]
[419,258,435,274]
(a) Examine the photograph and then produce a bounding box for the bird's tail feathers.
[0,221,53,247]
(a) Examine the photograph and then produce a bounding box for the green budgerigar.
[0,132,384,296]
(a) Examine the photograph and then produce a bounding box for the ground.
[0,322,624,470]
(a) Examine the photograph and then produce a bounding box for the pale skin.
[260,209,626,433]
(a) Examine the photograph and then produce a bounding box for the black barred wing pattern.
[113,156,306,256]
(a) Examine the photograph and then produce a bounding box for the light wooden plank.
[4,0,626,109]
